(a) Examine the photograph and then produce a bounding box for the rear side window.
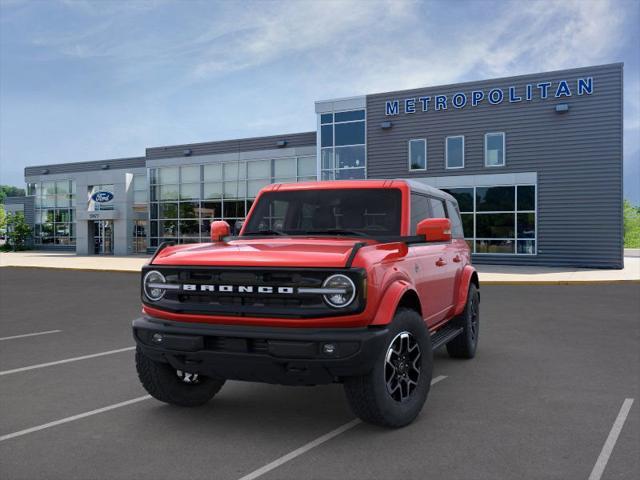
[446,200,464,239]
[429,198,446,218]
[410,194,430,234]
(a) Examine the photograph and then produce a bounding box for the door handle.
[453,255,462,263]
[435,258,447,267]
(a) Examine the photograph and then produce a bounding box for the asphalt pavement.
[0,267,638,480]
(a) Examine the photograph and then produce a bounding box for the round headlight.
[322,274,356,308]
[143,270,167,301]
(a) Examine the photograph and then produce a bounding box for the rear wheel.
[446,283,480,359]
[135,347,225,407]
[343,308,433,428]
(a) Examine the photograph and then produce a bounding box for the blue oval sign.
[91,191,114,203]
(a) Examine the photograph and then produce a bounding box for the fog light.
[152,333,163,344]
[322,343,337,354]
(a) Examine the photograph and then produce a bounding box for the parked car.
[133,180,480,427]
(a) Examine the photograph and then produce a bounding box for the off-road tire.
[136,347,225,407]
[343,308,433,428]
[446,283,480,359]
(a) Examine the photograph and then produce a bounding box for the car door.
[409,194,452,326]
[445,199,467,295]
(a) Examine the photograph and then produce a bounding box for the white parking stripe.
[0,330,62,341]
[237,375,448,480]
[588,398,634,480]
[0,346,136,376]
[0,395,152,442]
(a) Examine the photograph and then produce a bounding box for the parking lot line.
[0,330,62,341]
[588,398,634,480]
[237,375,448,480]
[0,346,136,376]
[0,395,152,442]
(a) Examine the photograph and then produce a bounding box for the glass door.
[93,220,114,255]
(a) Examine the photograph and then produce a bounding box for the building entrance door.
[93,220,114,255]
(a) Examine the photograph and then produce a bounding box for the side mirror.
[416,218,452,242]
[210,220,231,242]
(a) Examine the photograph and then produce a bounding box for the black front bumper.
[133,316,389,386]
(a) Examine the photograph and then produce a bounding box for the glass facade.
[320,110,366,180]
[442,185,536,255]
[148,156,316,246]
[32,180,76,245]
[132,174,148,253]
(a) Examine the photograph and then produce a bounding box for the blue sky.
[1,0,639,202]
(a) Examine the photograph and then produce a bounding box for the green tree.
[0,205,6,232]
[6,212,31,251]
[0,185,26,204]
[623,199,640,248]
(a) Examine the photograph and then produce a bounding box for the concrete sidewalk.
[1,250,639,284]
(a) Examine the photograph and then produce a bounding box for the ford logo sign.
[91,191,114,203]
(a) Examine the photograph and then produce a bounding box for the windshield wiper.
[242,230,286,236]
[302,229,369,237]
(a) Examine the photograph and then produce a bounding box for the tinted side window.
[446,200,464,238]
[429,198,446,219]
[410,194,431,234]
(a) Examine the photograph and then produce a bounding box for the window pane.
[150,203,158,219]
[273,177,297,184]
[442,188,473,212]
[158,167,178,184]
[158,202,178,218]
[461,213,473,238]
[410,194,430,234]
[159,220,178,237]
[149,169,158,185]
[321,171,334,180]
[517,240,536,254]
[248,179,270,197]
[134,190,147,203]
[179,220,200,238]
[320,113,333,124]
[43,182,56,195]
[518,185,535,211]
[180,202,199,218]
[321,125,333,147]
[297,156,316,177]
[409,140,426,170]
[335,110,365,122]
[133,175,147,191]
[335,145,365,169]
[476,186,514,211]
[517,213,536,238]
[336,168,365,180]
[223,181,247,198]
[55,181,69,195]
[476,239,515,254]
[223,200,245,218]
[485,133,504,166]
[321,149,334,170]
[180,183,200,200]
[203,182,222,199]
[335,122,365,146]
[181,165,200,183]
[274,158,296,177]
[201,201,222,219]
[446,200,464,238]
[429,198,446,218]
[247,160,270,179]
[476,213,515,238]
[224,162,246,180]
[159,184,179,200]
[204,164,222,181]
[446,137,464,168]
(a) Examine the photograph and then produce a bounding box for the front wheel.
[343,308,433,428]
[135,347,225,407]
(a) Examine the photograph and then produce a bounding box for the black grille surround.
[141,266,367,319]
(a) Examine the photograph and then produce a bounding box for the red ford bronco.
[133,180,479,427]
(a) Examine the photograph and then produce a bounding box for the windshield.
[243,188,402,237]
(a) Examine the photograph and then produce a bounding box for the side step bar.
[431,324,464,350]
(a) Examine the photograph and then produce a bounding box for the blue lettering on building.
[383,77,595,115]
[418,96,431,111]
[452,93,467,108]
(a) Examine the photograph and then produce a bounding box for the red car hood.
[151,238,373,268]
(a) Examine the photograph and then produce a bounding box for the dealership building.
[14,63,623,268]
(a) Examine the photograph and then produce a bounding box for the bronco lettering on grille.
[182,284,295,294]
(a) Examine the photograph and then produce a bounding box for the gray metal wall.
[24,157,145,177]
[4,196,35,247]
[366,63,623,268]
